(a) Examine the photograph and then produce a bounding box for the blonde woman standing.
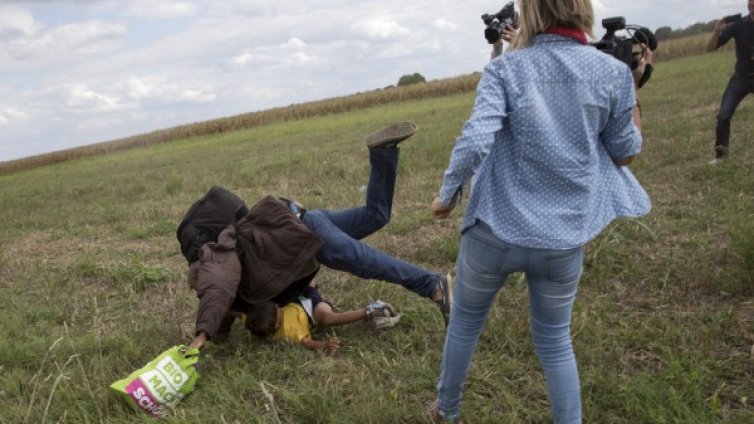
[429,0,654,422]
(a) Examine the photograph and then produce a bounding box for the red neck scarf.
[544,26,588,45]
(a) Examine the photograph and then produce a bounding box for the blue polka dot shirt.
[439,34,651,249]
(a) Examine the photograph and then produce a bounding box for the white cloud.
[0,107,25,126]
[176,88,216,103]
[287,51,317,65]
[374,43,415,59]
[4,20,126,65]
[3,108,30,122]
[218,0,276,16]
[115,76,217,104]
[122,0,198,20]
[353,18,411,39]
[65,85,121,112]
[0,5,39,38]
[230,41,318,69]
[75,114,125,133]
[281,38,307,49]
[122,77,152,100]
[231,50,272,67]
[433,18,458,31]
[593,0,607,14]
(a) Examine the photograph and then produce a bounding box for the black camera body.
[590,16,658,87]
[481,1,519,44]
[591,17,634,67]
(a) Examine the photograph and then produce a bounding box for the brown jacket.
[190,196,322,339]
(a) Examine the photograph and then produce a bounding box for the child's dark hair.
[245,302,278,338]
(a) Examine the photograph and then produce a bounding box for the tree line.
[654,19,719,41]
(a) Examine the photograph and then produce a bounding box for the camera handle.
[625,25,656,88]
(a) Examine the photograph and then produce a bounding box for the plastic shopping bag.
[110,345,200,417]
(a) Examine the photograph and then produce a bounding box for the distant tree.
[655,26,672,41]
[397,73,426,87]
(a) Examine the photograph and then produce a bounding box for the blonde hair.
[512,0,594,49]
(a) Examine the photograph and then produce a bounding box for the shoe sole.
[373,313,402,330]
[438,273,453,327]
[364,122,417,148]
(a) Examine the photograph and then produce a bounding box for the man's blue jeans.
[715,74,754,156]
[436,221,583,424]
[302,147,438,298]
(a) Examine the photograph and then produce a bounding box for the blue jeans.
[436,221,583,423]
[302,147,439,298]
[715,74,754,156]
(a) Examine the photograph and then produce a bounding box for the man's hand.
[431,196,454,219]
[189,331,207,350]
[632,44,654,89]
[500,25,518,43]
[707,17,733,52]
[714,18,732,34]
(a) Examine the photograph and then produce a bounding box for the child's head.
[245,302,279,338]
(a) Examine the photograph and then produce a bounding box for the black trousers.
[715,73,754,157]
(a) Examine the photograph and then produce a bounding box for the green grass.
[1,50,753,423]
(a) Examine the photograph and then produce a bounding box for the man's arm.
[707,19,731,52]
[613,43,656,166]
[190,233,242,345]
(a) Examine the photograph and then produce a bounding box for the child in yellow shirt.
[245,284,400,354]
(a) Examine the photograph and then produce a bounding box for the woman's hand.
[431,196,454,220]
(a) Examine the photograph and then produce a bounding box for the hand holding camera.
[715,13,742,34]
[591,17,658,88]
[723,13,742,24]
[632,42,654,89]
[481,1,519,44]
[499,24,518,43]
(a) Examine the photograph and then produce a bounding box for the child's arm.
[300,336,340,355]
[313,302,366,327]
[313,300,397,327]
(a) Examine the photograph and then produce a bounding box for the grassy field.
[1,50,752,423]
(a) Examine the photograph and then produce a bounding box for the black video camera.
[591,17,658,88]
[481,1,519,44]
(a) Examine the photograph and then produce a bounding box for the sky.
[0,0,745,162]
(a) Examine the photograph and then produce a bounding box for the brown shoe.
[364,121,417,148]
[428,400,463,423]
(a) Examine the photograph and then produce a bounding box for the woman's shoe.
[428,400,463,424]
